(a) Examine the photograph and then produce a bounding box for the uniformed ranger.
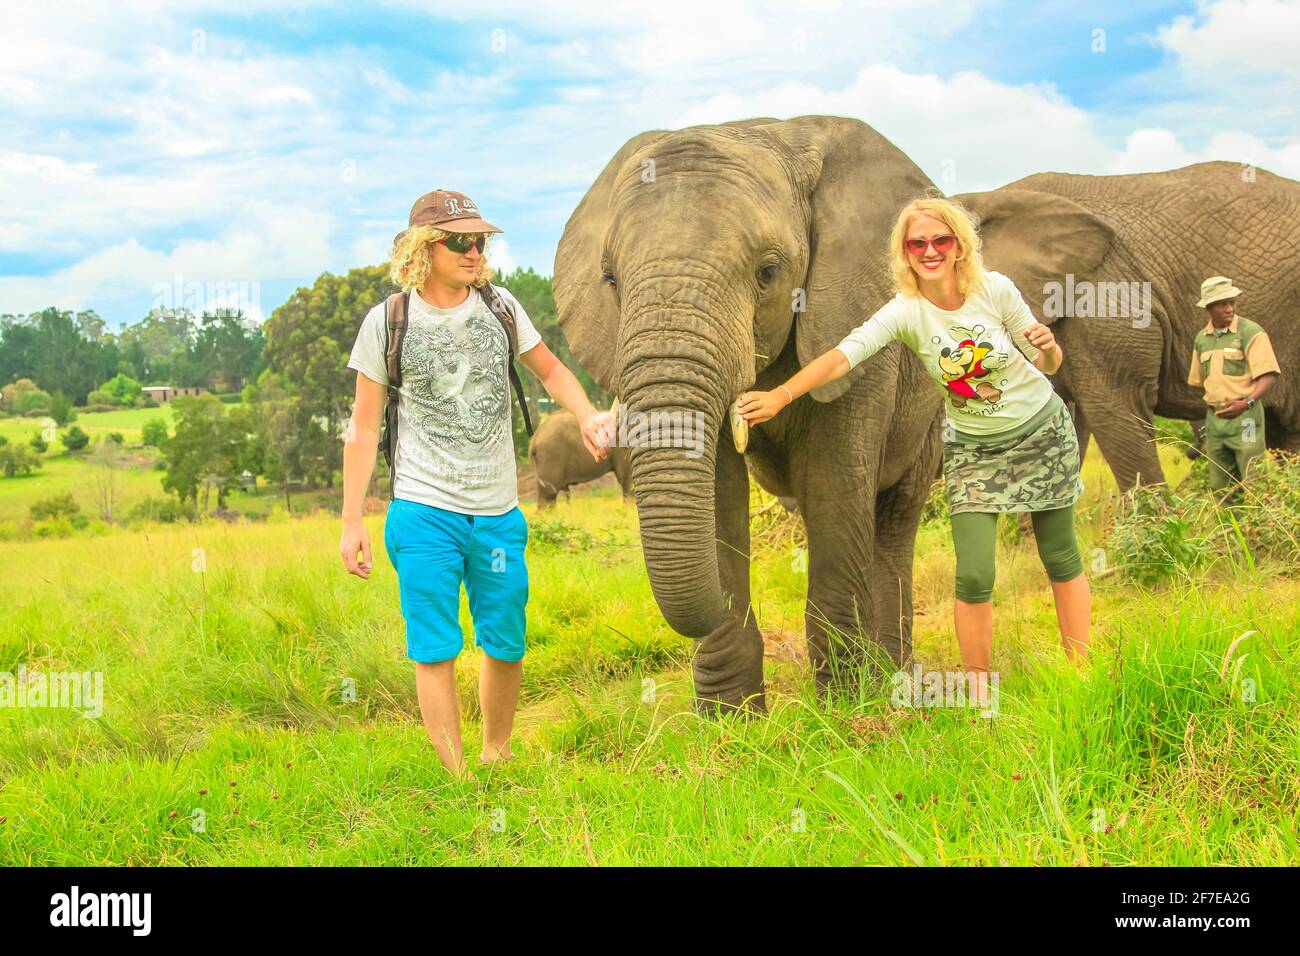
[1187,276,1281,499]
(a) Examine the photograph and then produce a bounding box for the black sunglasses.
[439,233,486,255]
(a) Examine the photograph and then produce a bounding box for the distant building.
[142,385,209,403]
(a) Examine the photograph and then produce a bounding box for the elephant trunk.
[617,274,745,639]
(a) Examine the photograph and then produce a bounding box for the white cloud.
[0,203,334,320]
[1107,127,1300,179]
[488,236,517,276]
[674,65,1112,192]
[1157,0,1300,80]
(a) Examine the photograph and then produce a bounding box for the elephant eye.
[601,270,617,289]
[757,264,778,287]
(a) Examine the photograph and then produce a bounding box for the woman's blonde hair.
[888,195,985,298]
[388,224,495,291]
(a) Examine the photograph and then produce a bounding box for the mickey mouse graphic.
[938,326,1008,407]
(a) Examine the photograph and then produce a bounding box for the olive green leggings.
[950,506,1084,604]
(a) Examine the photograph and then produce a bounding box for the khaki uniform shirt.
[1187,315,1281,406]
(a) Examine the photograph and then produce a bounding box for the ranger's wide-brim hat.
[1196,275,1242,308]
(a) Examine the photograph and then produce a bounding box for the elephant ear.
[554,130,668,393]
[760,116,936,403]
[951,188,1116,323]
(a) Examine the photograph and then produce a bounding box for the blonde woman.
[340,189,609,773]
[739,197,1090,696]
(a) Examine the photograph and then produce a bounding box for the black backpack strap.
[479,284,535,436]
[381,291,409,496]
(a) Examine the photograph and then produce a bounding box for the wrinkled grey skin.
[955,162,1300,489]
[528,410,631,508]
[554,116,944,712]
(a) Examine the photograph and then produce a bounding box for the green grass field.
[0,408,343,524]
[1,443,1296,865]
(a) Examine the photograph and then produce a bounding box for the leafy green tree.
[189,309,266,392]
[161,394,256,511]
[48,389,75,425]
[14,388,52,416]
[261,264,398,491]
[0,441,41,476]
[101,373,143,404]
[141,417,169,447]
[1,378,39,413]
[29,430,48,453]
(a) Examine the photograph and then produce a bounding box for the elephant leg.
[691,443,766,715]
[1069,400,1091,462]
[799,468,881,698]
[537,484,557,509]
[1077,389,1165,490]
[869,421,941,669]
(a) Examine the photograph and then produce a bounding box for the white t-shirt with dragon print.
[834,271,1056,435]
[348,285,542,515]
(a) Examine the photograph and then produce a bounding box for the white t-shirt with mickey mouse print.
[834,270,1057,436]
[348,284,542,515]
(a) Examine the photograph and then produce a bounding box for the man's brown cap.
[394,189,501,245]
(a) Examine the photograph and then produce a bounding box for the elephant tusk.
[730,399,748,454]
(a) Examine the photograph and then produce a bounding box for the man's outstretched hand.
[581,409,617,461]
[340,516,373,579]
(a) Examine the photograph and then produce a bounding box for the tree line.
[2,266,601,516]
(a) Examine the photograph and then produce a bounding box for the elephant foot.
[693,688,767,718]
[809,623,898,704]
[690,613,767,718]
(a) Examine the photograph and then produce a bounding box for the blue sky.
[2,0,1297,330]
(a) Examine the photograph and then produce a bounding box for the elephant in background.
[953,161,1300,490]
[554,115,944,711]
[528,410,631,507]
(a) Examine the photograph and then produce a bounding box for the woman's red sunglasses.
[904,234,956,256]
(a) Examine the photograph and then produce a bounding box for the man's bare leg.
[414,660,464,774]
[480,656,523,763]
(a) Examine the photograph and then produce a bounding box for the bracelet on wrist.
[778,384,794,405]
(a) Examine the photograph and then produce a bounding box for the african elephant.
[954,162,1300,489]
[554,115,944,711]
[528,409,631,507]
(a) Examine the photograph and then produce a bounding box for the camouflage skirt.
[943,392,1085,514]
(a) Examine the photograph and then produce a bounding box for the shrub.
[34,514,91,538]
[29,430,48,453]
[61,425,90,452]
[14,388,52,416]
[86,389,120,406]
[141,417,169,447]
[1104,486,1205,586]
[1103,451,1300,583]
[30,492,80,521]
[0,442,41,477]
[127,495,196,524]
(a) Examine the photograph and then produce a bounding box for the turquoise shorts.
[383,498,530,663]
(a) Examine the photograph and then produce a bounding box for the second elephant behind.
[528,410,632,508]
